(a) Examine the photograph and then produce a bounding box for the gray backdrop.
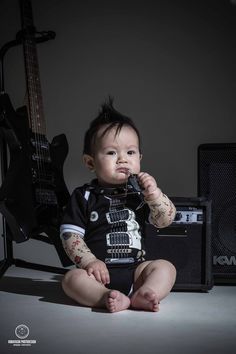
[0,0,235,267]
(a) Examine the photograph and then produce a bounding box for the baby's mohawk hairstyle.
[99,96,125,122]
[83,96,141,155]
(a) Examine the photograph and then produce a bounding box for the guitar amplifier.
[145,197,213,291]
[198,143,236,283]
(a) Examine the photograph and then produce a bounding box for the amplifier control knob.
[175,212,182,221]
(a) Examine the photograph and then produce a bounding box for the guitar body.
[0,93,70,243]
[0,0,73,267]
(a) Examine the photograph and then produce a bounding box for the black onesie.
[60,179,152,295]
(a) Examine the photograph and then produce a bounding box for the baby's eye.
[127,150,136,155]
[107,151,116,155]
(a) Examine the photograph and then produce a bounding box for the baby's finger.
[138,173,151,187]
[87,267,94,276]
[106,271,110,284]
[93,269,102,283]
[101,270,110,285]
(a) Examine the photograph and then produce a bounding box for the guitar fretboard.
[19,0,57,207]
[20,0,46,136]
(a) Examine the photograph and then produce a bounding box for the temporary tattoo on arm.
[147,193,176,228]
[61,232,96,268]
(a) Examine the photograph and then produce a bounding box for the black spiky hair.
[83,96,141,155]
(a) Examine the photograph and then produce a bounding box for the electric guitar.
[0,0,71,266]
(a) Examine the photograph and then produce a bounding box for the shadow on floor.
[0,274,77,306]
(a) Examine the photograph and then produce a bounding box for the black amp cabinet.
[198,143,236,283]
[145,197,213,291]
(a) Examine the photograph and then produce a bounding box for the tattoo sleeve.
[61,232,97,268]
[146,192,176,228]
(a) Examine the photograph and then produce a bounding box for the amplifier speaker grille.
[198,143,236,282]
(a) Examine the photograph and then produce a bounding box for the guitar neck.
[20,0,46,136]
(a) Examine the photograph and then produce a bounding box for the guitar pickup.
[106,232,131,246]
[31,138,49,150]
[32,153,51,163]
[32,169,54,184]
[106,209,135,223]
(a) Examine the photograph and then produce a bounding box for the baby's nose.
[117,153,127,163]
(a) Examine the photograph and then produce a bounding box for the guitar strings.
[26,32,47,205]
[22,0,42,206]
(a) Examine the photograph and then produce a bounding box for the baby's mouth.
[116,168,130,175]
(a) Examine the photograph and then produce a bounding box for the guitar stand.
[0,34,69,279]
[0,220,68,278]
[0,29,56,92]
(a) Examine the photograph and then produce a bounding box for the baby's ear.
[83,154,95,172]
[139,153,143,161]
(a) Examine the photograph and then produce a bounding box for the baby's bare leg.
[131,260,176,312]
[62,268,130,312]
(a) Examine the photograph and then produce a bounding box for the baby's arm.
[61,232,110,284]
[138,172,176,228]
[61,232,96,267]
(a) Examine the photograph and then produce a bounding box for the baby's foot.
[105,290,131,313]
[131,287,159,312]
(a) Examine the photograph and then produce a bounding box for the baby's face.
[89,124,141,186]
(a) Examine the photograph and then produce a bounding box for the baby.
[60,98,176,312]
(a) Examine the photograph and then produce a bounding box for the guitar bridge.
[35,188,57,205]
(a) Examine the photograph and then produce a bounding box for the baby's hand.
[138,172,161,202]
[85,259,110,285]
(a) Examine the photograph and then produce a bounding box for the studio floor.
[0,266,236,354]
